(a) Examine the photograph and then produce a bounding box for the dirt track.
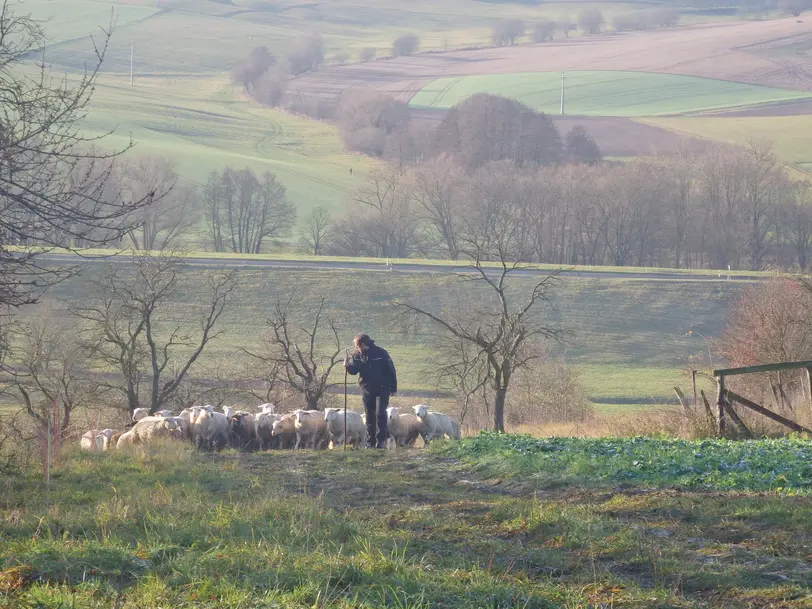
[289,17,812,106]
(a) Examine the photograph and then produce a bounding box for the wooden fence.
[712,361,812,437]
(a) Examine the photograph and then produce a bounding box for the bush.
[533,20,556,42]
[492,19,526,46]
[251,66,289,107]
[578,9,605,35]
[231,46,275,88]
[359,47,376,62]
[565,125,602,165]
[392,33,420,57]
[286,32,325,75]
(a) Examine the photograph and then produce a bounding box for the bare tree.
[70,253,237,415]
[533,20,556,42]
[407,158,465,259]
[351,166,419,258]
[557,16,574,38]
[337,88,412,158]
[121,155,197,251]
[243,296,343,411]
[0,2,154,310]
[579,9,605,34]
[492,19,526,46]
[299,206,333,255]
[251,65,290,108]
[359,47,377,62]
[2,320,104,434]
[232,46,275,88]
[565,126,602,165]
[286,32,325,75]
[204,167,296,253]
[392,33,420,57]
[781,181,812,270]
[434,93,562,169]
[397,239,567,432]
[779,0,806,16]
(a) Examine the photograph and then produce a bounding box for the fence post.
[806,368,812,416]
[692,370,698,410]
[715,375,726,437]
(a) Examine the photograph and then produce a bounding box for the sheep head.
[413,404,429,419]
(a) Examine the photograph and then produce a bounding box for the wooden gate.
[713,361,812,437]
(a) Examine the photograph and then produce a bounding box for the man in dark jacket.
[345,333,397,449]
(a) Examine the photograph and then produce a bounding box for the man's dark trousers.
[362,391,389,448]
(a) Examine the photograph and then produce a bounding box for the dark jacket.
[345,342,397,395]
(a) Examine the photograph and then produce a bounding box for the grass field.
[81,74,374,220]
[31,0,798,218]
[408,71,812,116]
[1,441,810,607]
[645,115,812,167]
[41,1,674,74]
[31,260,742,403]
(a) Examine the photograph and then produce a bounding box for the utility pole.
[560,72,565,115]
[130,41,134,86]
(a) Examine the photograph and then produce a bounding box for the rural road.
[37,252,767,282]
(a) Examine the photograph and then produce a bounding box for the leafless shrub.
[286,32,325,75]
[778,0,806,16]
[359,47,377,62]
[565,126,602,165]
[337,88,412,157]
[232,46,275,88]
[392,33,419,57]
[715,278,812,434]
[434,93,561,170]
[533,20,556,42]
[492,19,525,46]
[299,206,333,255]
[579,9,605,34]
[251,66,290,108]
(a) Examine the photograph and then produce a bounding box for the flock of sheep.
[80,403,461,453]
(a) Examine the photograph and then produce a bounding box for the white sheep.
[129,416,181,446]
[131,408,150,423]
[222,406,234,420]
[258,403,276,414]
[116,430,136,449]
[387,407,426,448]
[255,412,280,450]
[154,409,173,418]
[101,429,118,451]
[323,408,365,449]
[80,429,113,452]
[413,404,461,443]
[294,410,328,450]
[271,413,297,450]
[193,408,229,451]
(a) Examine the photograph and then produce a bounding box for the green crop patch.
[446,432,812,493]
[409,71,812,116]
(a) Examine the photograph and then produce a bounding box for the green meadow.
[409,71,812,116]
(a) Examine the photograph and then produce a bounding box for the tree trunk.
[494,388,506,432]
[306,394,320,411]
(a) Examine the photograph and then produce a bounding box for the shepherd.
[344,333,397,449]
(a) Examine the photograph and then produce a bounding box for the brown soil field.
[411,108,715,157]
[288,17,812,106]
